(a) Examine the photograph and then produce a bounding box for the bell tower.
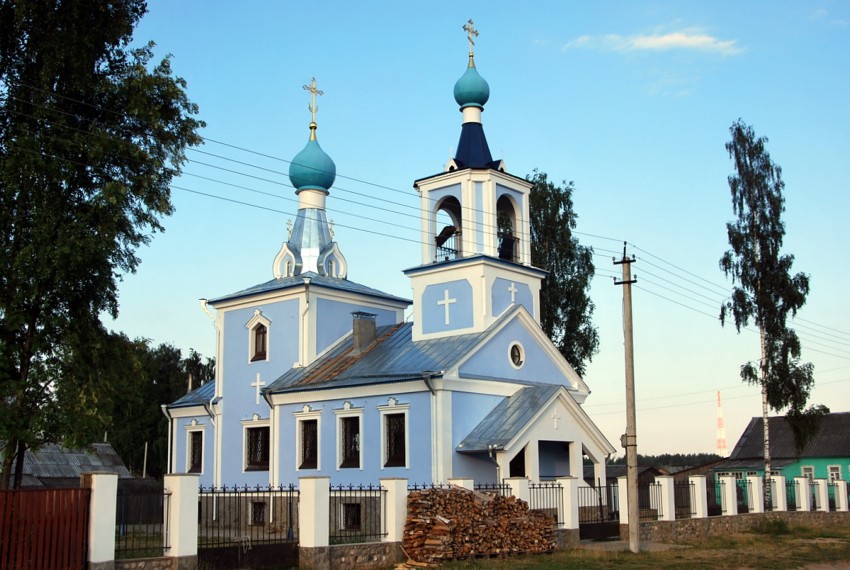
[405,20,546,342]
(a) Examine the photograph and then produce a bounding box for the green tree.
[0,0,203,488]
[719,119,826,498]
[528,170,599,375]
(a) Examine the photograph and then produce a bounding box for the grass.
[430,524,850,570]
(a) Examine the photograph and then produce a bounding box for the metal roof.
[456,384,560,452]
[728,412,850,460]
[8,443,133,481]
[209,271,411,305]
[267,322,492,394]
[169,380,216,409]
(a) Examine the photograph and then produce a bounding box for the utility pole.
[614,242,639,554]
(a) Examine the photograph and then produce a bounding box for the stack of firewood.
[401,486,555,564]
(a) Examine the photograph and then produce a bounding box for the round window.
[509,343,524,368]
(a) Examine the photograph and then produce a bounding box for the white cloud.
[563,28,744,56]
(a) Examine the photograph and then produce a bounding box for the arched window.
[496,195,518,262]
[252,324,267,361]
[434,196,462,261]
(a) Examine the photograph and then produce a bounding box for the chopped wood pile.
[401,486,555,564]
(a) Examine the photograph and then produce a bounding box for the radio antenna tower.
[716,390,728,457]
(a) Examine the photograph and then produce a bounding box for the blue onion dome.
[453,62,490,109]
[288,123,336,192]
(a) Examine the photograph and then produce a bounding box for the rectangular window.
[802,466,815,480]
[246,427,270,470]
[188,431,203,473]
[384,413,406,467]
[300,419,318,469]
[340,416,360,468]
[828,465,841,481]
[251,501,266,525]
[252,324,267,361]
[342,503,361,530]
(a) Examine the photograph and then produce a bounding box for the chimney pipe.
[351,312,377,355]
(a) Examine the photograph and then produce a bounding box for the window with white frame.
[801,465,815,480]
[295,405,321,471]
[335,402,363,469]
[828,465,841,481]
[245,309,271,363]
[379,398,409,469]
[186,427,203,474]
[242,416,270,471]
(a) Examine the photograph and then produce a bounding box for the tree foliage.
[719,119,826,458]
[528,170,599,375]
[0,0,203,488]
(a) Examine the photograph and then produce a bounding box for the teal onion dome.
[453,63,490,109]
[288,126,336,192]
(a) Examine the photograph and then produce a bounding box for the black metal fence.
[639,482,662,521]
[198,485,299,550]
[528,481,563,526]
[115,485,171,559]
[408,482,453,492]
[473,482,511,497]
[736,478,752,513]
[674,480,696,519]
[786,479,798,512]
[329,484,386,544]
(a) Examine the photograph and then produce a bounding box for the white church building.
[164,26,615,488]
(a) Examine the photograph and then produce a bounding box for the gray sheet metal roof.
[267,322,491,394]
[13,443,132,481]
[169,380,216,409]
[456,384,560,452]
[210,272,411,305]
[728,412,850,460]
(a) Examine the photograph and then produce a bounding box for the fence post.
[504,477,530,504]
[299,476,330,548]
[770,475,787,511]
[747,476,764,513]
[813,479,829,512]
[163,474,199,564]
[555,477,579,530]
[795,477,811,511]
[834,480,849,512]
[654,476,675,521]
[81,471,118,569]
[447,478,474,490]
[381,478,408,543]
[617,476,630,525]
[719,475,738,516]
[689,475,708,519]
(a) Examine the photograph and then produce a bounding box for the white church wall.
[314,297,402,354]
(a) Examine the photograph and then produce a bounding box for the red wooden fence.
[0,488,90,570]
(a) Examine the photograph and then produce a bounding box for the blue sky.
[114,1,850,455]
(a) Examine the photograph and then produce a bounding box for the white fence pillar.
[447,478,474,490]
[689,475,708,519]
[770,475,788,511]
[747,476,764,513]
[555,477,579,530]
[795,477,811,511]
[164,474,199,561]
[381,478,408,543]
[81,471,117,568]
[299,476,330,548]
[813,479,829,512]
[719,475,738,516]
[617,476,630,525]
[505,477,530,504]
[654,476,675,521]
[834,480,849,512]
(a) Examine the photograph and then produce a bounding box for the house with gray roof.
[713,412,850,483]
[164,26,614,488]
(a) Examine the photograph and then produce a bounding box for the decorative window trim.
[245,309,271,363]
[828,465,842,481]
[241,416,270,472]
[378,398,410,469]
[801,465,815,480]
[294,405,322,471]
[508,342,525,369]
[334,402,363,470]
[185,423,204,474]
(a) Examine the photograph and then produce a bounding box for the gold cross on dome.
[303,77,324,123]
[463,19,479,56]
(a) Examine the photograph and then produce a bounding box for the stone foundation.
[553,528,580,550]
[620,511,850,543]
[300,542,403,570]
[113,556,178,570]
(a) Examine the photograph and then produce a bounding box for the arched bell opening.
[496,194,519,262]
[434,196,462,261]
